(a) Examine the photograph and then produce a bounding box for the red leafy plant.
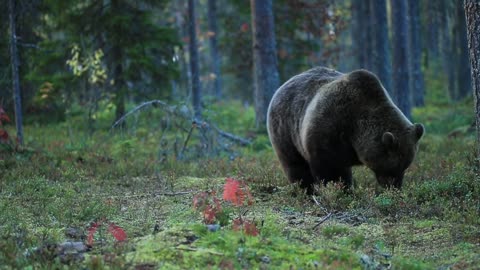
[193,191,222,224]
[192,178,259,236]
[0,107,11,144]
[223,178,254,206]
[86,220,127,246]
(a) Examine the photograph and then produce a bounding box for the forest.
[1,0,480,269]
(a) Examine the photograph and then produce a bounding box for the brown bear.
[267,67,424,193]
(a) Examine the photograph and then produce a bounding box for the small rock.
[260,256,271,264]
[64,227,84,240]
[206,224,220,232]
[58,241,87,253]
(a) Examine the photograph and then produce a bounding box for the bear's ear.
[413,123,424,141]
[382,132,397,148]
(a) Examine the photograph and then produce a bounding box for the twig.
[17,42,40,49]
[312,195,329,215]
[175,246,224,256]
[312,212,333,230]
[179,123,195,159]
[156,191,192,196]
[311,195,321,206]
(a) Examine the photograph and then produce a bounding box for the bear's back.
[269,67,343,115]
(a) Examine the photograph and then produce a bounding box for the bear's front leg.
[309,165,353,189]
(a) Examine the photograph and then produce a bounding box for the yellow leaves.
[205,31,216,38]
[37,82,54,100]
[66,44,107,85]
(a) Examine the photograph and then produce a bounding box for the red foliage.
[0,130,8,142]
[232,218,259,236]
[87,221,127,246]
[193,191,222,224]
[0,107,10,124]
[87,222,99,246]
[0,107,12,145]
[243,221,259,236]
[223,178,253,206]
[240,23,249,33]
[107,223,127,242]
[192,179,258,236]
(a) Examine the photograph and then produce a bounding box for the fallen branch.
[111,99,251,146]
[111,100,175,129]
[83,191,193,199]
[312,212,332,230]
[175,246,224,256]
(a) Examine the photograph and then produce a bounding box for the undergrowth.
[0,91,479,268]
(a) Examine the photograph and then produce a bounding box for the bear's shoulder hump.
[345,69,386,97]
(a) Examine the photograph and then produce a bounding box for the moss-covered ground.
[0,97,479,269]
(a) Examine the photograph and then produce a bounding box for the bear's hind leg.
[276,152,315,193]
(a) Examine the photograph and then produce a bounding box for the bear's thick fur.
[267,67,424,192]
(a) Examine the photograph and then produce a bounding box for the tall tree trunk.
[251,0,280,129]
[439,0,453,93]
[464,0,480,159]
[188,0,201,119]
[391,0,411,119]
[362,2,373,70]
[456,0,472,99]
[448,19,458,100]
[207,0,222,99]
[427,1,440,59]
[111,0,125,127]
[408,0,425,107]
[9,0,23,145]
[370,0,392,93]
[351,0,364,69]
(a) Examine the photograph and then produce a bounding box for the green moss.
[1,100,479,268]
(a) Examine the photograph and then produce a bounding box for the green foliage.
[0,99,479,268]
[322,224,350,238]
[19,0,180,127]
[204,100,256,133]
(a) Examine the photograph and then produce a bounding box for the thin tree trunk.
[370,0,392,93]
[208,0,222,99]
[112,46,125,127]
[251,0,280,130]
[111,0,125,127]
[188,0,201,119]
[408,0,425,107]
[448,20,458,100]
[9,0,23,145]
[391,0,411,119]
[464,0,480,159]
[456,0,472,99]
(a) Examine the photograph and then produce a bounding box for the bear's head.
[362,123,424,188]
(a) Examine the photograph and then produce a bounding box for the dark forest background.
[0,0,476,131]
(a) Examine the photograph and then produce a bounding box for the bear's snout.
[376,173,404,189]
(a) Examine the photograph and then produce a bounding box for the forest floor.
[1,100,479,269]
